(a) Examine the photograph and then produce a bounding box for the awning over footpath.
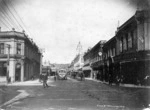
[82,66,92,71]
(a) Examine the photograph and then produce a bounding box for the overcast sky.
[0,0,146,64]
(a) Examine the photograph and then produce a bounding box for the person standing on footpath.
[39,74,43,83]
[54,72,57,81]
[43,73,49,88]
[79,70,84,81]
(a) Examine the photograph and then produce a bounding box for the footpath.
[0,78,54,109]
[0,78,54,86]
[85,78,150,89]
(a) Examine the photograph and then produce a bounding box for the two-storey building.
[102,9,150,85]
[82,49,92,77]
[0,31,41,82]
[83,40,106,79]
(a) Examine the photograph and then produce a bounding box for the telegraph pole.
[40,48,45,75]
[6,44,11,83]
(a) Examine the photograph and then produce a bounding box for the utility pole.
[40,48,45,75]
[6,44,11,83]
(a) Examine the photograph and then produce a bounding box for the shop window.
[0,43,4,54]
[17,43,21,55]
[0,62,7,76]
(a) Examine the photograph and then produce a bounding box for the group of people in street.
[71,70,85,81]
[39,73,49,88]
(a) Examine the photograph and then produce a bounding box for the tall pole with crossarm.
[40,48,45,75]
[6,44,11,83]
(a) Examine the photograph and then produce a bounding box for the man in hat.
[42,73,49,88]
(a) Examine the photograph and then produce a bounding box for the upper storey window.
[128,31,133,49]
[0,43,4,54]
[120,37,123,53]
[17,43,21,55]
[123,35,127,51]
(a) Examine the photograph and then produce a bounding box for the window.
[113,48,115,56]
[120,37,123,52]
[128,32,133,49]
[0,43,4,54]
[126,34,128,50]
[123,35,127,51]
[17,43,21,55]
[131,31,134,48]
[107,51,109,57]
[110,49,112,56]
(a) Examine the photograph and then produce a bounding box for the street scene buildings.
[70,8,150,86]
[0,30,41,83]
[0,0,150,110]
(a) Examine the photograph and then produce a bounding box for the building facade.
[70,54,84,72]
[102,9,150,85]
[0,31,41,82]
[82,49,91,77]
[82,9,150,85]
[83,40,106,78]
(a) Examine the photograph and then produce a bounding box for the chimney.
[12,28,15,31]
[22,30,25,33]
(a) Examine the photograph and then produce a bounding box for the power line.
[2,0,24,31]
[7,0,40,46]
[0,0,40,50]
[0,2,20,30]
[8,0,27,30]
[0,13,12,28]
[0,11,13,28]
[0,17,11,30]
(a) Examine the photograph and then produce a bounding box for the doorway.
[15,63,21,81]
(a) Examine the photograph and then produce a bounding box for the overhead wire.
[0,18,11,30]
[0,0,40,50]
[0,10,14,28]
[0,1,20,30]
[8,0,40,48]
[2,0,23,31]
[0,12,12,28]
[8,0,28,31]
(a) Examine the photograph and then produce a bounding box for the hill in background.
[50,63,70,70]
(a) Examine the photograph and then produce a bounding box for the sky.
[0,0,148,64]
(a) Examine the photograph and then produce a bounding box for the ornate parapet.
[135,10,150,24]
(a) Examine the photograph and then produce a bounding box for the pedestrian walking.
[79,71,84,81]
[42,73,49,88]
[54,73,57,81]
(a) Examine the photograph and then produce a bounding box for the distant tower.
[76,41,82,55]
